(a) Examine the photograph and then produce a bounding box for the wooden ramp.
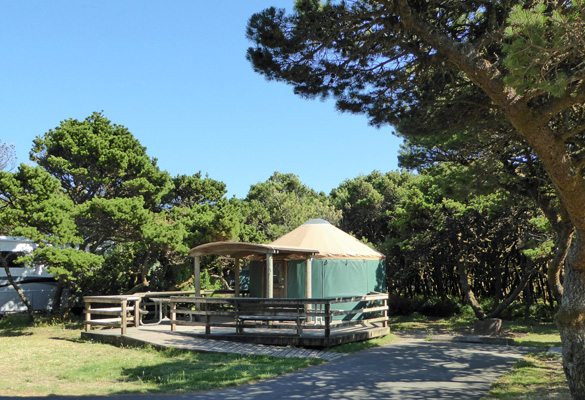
[81,324,348,361]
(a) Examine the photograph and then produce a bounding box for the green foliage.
[76,197,152,250]
[30,111,172,208]
[2,112,244,305]
[503,1,585,97]
[245,0,571,321]
[244,172,341,241]
[199,269,223,291]
[0,164,76,243]
[330,170,415,245]
[327,164,553,319]
[388,295,460,318]
[29,247,103,287]
[162,173,226,208]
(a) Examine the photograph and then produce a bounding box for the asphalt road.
[6,339,530,400]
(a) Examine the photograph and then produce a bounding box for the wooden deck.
[83,292,389,349]
[81,320,387,357]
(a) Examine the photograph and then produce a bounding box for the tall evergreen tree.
[244,172,341,241]
[246,1,585,395]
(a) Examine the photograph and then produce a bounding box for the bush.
[419,298,460,318]
[388,295,424,316]
[388,295,460,317]
[498,299,556,322]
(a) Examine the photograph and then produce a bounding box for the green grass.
[388,311,476,333]
[329,333,399,353]
[388,314,562,347]
[501,320,562,348]
[482,353,570,399]
[0,314,322,397]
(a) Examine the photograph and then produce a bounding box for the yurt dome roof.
[270,220,384,260]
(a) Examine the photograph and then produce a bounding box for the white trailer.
[0,236,60,313]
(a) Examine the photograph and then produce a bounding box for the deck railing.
[83,295,142,335]
[169,293,388,338]
[83,290,249,335]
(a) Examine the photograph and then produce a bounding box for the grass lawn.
[482,353,570,399]
[329,332,400,353]
[0,315,322,397]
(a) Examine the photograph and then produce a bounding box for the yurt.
[247,219,386,307]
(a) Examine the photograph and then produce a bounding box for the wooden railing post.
[382,297,388,327]
[170,299,176,331]
[234,299,242,334]
[133,298,141,328]
[296,303,303,336]
[235,258,240,297]
[121,299,127,335]
[84,300,92,332]
[324,302,331,338]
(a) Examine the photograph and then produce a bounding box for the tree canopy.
[30,112,172,208]
[244,172,341,241]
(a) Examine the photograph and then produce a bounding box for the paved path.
[21,339,530,400]
[166,340,530,400]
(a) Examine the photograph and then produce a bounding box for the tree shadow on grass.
[0,328,32,337]
[49,335,87,344]
[0,315,32,337]
[117,352,320,395]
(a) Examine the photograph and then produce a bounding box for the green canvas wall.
[247,259,385,298]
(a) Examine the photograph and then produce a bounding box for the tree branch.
[561,121,585,143]
[0,254,34,321]
[393,0,515,108]
[535,81,585,125]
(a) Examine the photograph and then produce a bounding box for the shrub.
[388,295,424,316]
[419,298,460,318]
[388,295,460,317]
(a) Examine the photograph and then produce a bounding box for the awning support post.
[305,257,312,298]
[194,256,201,311]
[266,253,273,298]
[235,258,240,297]
[305,256,312,322]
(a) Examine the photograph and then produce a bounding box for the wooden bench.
[236,314,307,336]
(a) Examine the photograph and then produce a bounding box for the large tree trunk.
[549,221,572,302]
[456,258,487,320]
[557,235,585,399]
[0,255,34,322]
[487,266,534,319]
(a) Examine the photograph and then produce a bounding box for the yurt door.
[273,262,287,298]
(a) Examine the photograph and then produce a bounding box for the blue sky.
[1,1,402,199]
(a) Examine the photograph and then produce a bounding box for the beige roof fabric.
[270,219,384,260]
[188,241,317,260]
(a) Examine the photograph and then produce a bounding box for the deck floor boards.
[81,320,388,360]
